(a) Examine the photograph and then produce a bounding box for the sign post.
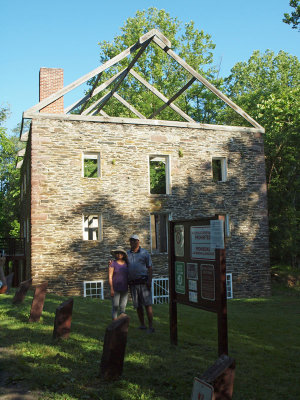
[169,215,228,356]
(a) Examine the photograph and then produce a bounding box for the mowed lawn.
[0,280,299,400]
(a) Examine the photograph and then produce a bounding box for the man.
[127,234,154,333]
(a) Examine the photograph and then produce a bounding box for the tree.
[283,0,300,31]
[0,106,21,238]
[84,8,224,124]
[221,51,300,265]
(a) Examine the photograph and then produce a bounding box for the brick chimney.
[39,68,64,113]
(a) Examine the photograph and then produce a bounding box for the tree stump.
[100,314,130,380]
[53,298,74,339]
[200,354,235,400]
[12,279,32,304]
[29,281,48,322]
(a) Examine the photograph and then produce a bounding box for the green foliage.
[150,161,166,194]
[283,0,300,31]
[83,159,98,178]
[221,51,300,265]
[1,290,300,399]
[84,8,223,123]
[0,107,21,238]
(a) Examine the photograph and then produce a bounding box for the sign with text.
[200,264,215,301]
[210,220,224,250]
[174,224,185,257]
[191,377,214,400]
[175,261,185,294]
[169,216,228,355]
[191,226,215,260]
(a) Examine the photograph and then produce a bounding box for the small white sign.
[189,291,198,303]
[191,226,215,260]
[188,280,197,291]
[210,220,224,250]
[191,377,214,400]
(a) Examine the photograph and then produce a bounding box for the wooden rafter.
[81,70,127,115]
[93,39,152,115]
[79,72,103,113]
[152,35,264,130]
[23,28,264,132]
[129,69,194,123]
[149,77,196,119]
[113,93,146,119]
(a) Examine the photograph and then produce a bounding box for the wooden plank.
[79,72,103,114]
[16,160,23,169]
[65,69,127,114]
[95,39,152,114]
[113,93,145,119]
[23,111,265,133]
[17,148,25,157]
[149,77,196,119]
[99,110,109,117]
[90,93,112,116]
[152,36,264,130]
[20,130,29,142]
[139,29,172,48]
[129,69,194,122]
[25,41,143,114]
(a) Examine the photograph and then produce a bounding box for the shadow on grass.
[1,291,300,399]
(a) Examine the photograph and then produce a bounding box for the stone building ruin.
[17,29,271,298]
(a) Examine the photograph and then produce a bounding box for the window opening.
[226,273,233,299]
[150,213,169,253]
[149,155,170,194]
[212,157,227,182]
[83,280,104,299]
[83,215,101,241]
[83,153,100,178]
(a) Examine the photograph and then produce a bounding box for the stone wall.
[22,116,271,298]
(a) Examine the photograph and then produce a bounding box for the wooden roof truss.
[23,29,264,131]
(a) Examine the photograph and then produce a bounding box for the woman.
[108,246,128,320]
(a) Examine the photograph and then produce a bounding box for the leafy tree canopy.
[283,0,300,31]
[0,106,21,238]
[222,50,300,264]
[85,8,224,123]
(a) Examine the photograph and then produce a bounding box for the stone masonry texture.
[20,117,271,298]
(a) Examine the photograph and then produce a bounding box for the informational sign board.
[175,261,185,294]
[191,377,214,400]
[169,215,228,356]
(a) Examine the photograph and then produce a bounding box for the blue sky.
[1,0,299,133]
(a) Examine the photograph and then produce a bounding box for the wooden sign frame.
[169,215,228,356]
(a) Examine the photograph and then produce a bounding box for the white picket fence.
[151,277,169,304]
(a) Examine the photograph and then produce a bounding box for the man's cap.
[130,234,139,240]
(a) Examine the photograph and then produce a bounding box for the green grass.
[1,278,300,400]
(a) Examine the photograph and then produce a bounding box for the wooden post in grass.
[200,354,235,399]
[53,298,74,339]
[12,278,32,304]
[29,281,48,322]
[100,314,130,380]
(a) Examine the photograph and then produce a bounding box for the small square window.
[83,280,104,299]
[83,153,100,178]
[83,215,102,241]
[150,213,169,253]
[149,155,170,194]
[212,157,227,182]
